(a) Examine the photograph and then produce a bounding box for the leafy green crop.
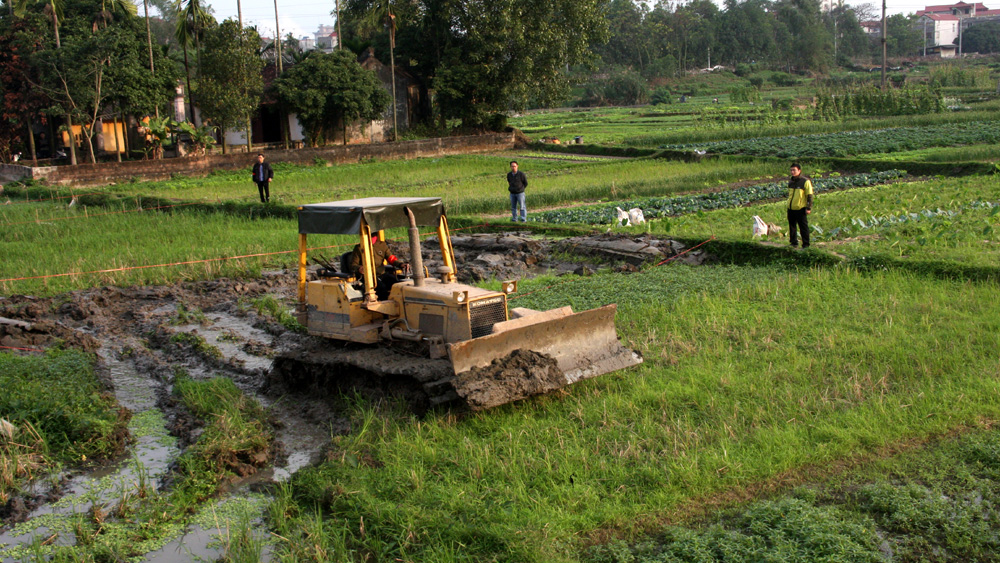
[661,120,1000,157]
[530,170,906,225]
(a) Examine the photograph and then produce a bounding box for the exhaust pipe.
[404,207,425,287]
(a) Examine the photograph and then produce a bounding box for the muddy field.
[0,232,702,559]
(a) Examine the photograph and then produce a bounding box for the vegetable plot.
[661,120,1000,157]
[530,170,906,225]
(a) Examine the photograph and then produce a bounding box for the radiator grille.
[469,297,507,338]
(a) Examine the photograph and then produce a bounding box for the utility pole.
[274,0,289,149]
[237,0,243,28]
[707,46,711,69]
[922,17,927,57]
[958,15,964,56]
[335,0,342,50]
[880,0,887,90]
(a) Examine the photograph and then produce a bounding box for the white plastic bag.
[752,215,768,238]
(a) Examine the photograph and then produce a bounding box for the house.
[913,1,999,56]
[918,13,960,48]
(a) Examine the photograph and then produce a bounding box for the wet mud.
[0,231,701,558]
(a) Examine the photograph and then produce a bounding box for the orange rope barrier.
[2,192,104,204]
[0,222,489,285]
[0,243,354,283]
[3,202,202,226]
[0,345,45,353]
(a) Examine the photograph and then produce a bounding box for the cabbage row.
[530,170,907,225]
[659,120,1000,157]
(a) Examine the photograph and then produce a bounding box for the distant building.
[820,0,843,12]
[314,24,338,52]
[299,36,315,51]
[913,1,1000,56]
[860,20,882,35]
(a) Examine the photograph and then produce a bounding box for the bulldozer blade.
[446,304,642,409]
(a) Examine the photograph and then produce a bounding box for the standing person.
[251,153,273,203]
[507,160,528,222]
[787,163,814,248]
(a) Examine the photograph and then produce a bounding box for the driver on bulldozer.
[350,235,406,300]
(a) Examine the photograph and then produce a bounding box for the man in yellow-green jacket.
[787,163,814,248]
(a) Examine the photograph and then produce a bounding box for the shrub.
[650,87,673,106]
[770,72,799,86]
[748,75,765,88]
[730,83,762,103]
[735,63,752,77]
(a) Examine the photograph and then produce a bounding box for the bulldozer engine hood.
[298,197,444,235]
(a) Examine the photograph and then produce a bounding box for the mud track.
[0,232,702,531]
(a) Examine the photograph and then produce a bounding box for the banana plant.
[177,121,217,156]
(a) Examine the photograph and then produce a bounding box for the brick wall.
[24,132,517,187]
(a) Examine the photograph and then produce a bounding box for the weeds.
[250,295,305,333]
[169,331,224,360]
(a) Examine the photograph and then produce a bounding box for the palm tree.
[93,0,135,30]
[358,0,399,140]
[14,0,77,165]
[175,0,211,125]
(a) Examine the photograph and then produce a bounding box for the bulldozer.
[272,196,641,411]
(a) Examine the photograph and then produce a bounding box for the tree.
[885,13,920,57]
[962,21,1000,54]
[411,0,607,127]
[773,0,833,72]
[14,0,78,164]
[175,0,213,125]
[349,0,401,138]
[31,28,116,163]
[0,13,51,162]
[595,0,650,70]
[197,19,263,153]
[717,0,775,65]
[273,50,389,146]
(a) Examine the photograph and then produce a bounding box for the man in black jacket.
[506,160,528,222]
[251,154,273,203]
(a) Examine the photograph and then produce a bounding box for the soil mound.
[452,349,564,411]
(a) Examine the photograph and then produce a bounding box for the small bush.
[650,87,673,106]
[734,63,752,77]
[770,72,798,87]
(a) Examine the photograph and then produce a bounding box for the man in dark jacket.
[506,160,528,222]
[251,154,273,203]
[787,163,814,248]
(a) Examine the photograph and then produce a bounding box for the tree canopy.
[273,50,390,146]
[197,19,263,142]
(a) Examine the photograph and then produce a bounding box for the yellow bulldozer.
[273,196,641,411]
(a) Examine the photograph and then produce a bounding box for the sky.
[162,0,933,45]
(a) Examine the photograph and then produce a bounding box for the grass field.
[3,72,1000,562]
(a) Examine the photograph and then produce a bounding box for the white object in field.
[752,215,768,238]
[628,208,645,225]
[68,195,78,208]
[614,207,631,227]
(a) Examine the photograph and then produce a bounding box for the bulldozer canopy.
[298,197,444,235]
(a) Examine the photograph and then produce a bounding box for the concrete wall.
[22,132,517,187]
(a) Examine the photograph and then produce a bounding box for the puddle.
[173,312,275,374]
[0,409,179,561]
[144,494,274,563]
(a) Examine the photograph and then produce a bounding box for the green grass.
[589,426,1000,562]
[0,157,786,295]
[859,144,1000,162]
[660,120,1000,158]
[657,175,1000,270]
[0,350,129,503]
[272,264,1000,562]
